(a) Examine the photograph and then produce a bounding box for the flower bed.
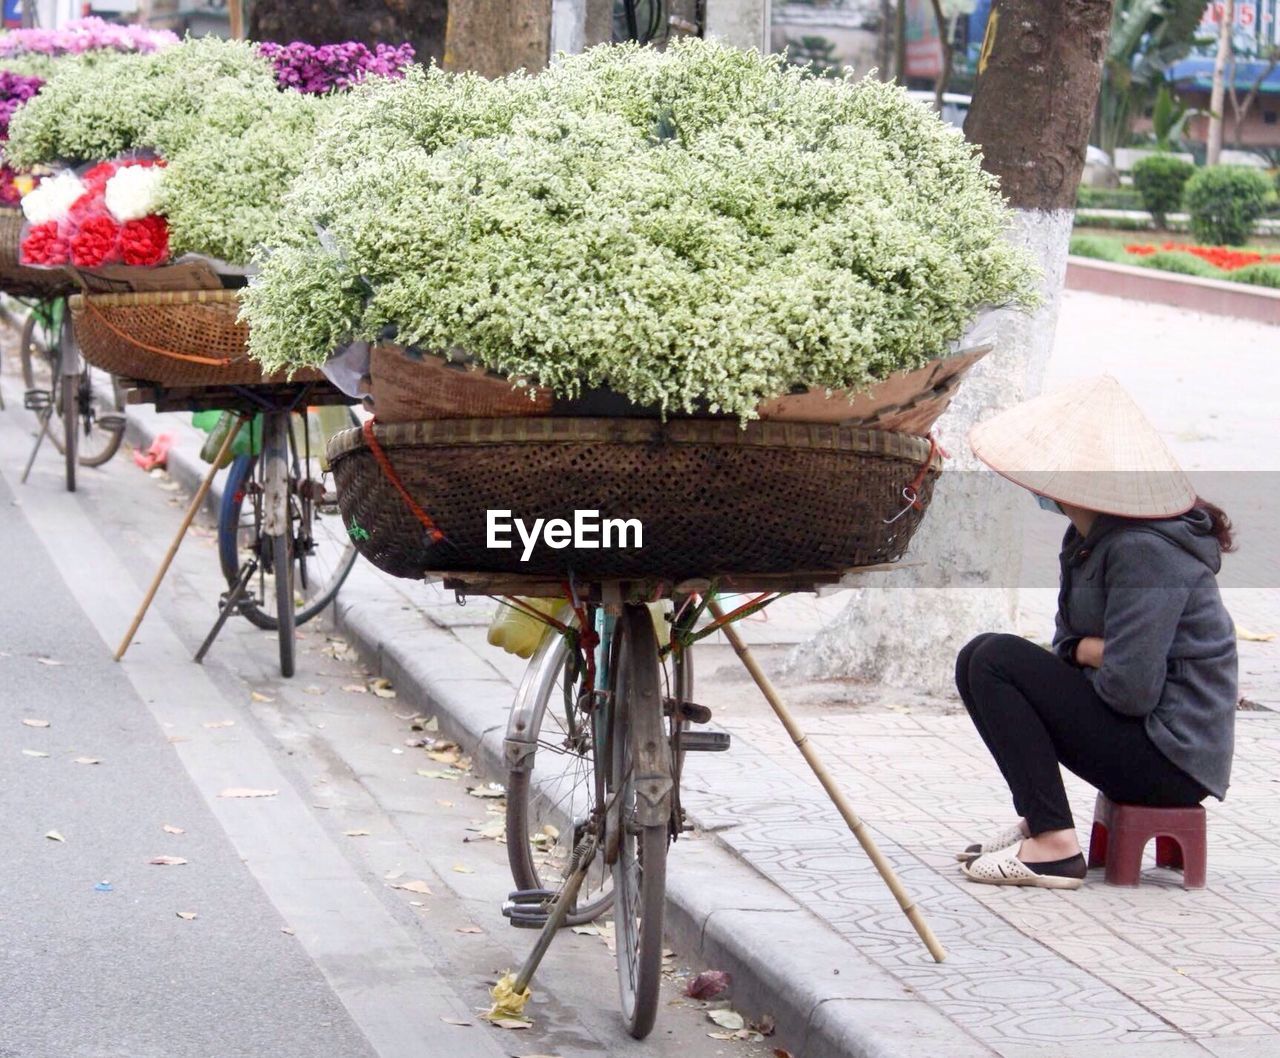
[243,40,1037,421]
[0,16,176,78]
[1070,233,1280,289]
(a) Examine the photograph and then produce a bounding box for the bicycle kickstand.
[509,832,599,999]
[19,406,53,485]
[194,559,257,664]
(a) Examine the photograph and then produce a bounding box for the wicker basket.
[69,289,323,387]
[0,206,75,300]
[368,343,990,436]
[328,417,942,583]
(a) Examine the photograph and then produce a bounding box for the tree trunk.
[248,1,449,64]
[444,0,554,77]
[792,0,1115,696]
[928,0,951,111]
[1206,0,1234,166]
[878,0,894,80]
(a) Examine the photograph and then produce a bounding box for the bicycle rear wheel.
[216,412,358,632]
[505,610,614,926]
[610,602,671,1040]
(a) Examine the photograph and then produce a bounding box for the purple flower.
[257,40,414,95]
[0,71,44,140]
[0,17,177,59]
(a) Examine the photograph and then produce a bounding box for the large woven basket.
[0,206,75,299]
[69,289,322,387]
[328,418,942,582]
[368,343,990,436]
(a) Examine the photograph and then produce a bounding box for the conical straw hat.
[969,375,1195,518]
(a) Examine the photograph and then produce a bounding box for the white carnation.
[21,170,86,225]
[104,164,166,221]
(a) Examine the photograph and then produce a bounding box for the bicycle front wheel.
[610,602,671,1040]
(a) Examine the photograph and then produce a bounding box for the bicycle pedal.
[681,731,731,752]
[665,697,712,725]
[23,389,51,412]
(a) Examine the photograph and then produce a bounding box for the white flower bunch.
[103,162,164,220]
[20,168,85,223]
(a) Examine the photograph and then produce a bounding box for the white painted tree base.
[788,209,1076,695]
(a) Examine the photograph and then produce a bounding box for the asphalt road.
[0,364,772,1057]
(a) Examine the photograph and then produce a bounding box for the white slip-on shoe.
[955,821,1028,863]
[962,848,1086,890]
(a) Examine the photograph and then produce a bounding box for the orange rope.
[905,433,941,511]
[362,418,446,543]
[84,299,234,367]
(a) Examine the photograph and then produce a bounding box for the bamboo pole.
[115,416,245,662]
[707,599,946,963]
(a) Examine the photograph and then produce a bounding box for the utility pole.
[1206,0,1234,165]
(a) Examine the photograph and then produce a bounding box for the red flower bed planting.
[1124,241,1280,271]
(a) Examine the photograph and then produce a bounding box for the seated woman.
[955,375,1237,890]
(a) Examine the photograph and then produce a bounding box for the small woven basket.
[69,289,322,387]
[368,343,990,436]
[0,206,75,300]
[328,417,941,583]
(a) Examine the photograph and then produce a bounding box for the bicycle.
[201,405,359,678]
[18,297,125,490]
[503,592,736,1038]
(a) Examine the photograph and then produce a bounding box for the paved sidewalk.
[124,289,1278,1057]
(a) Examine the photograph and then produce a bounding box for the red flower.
[21,220,70,266]
[80,161,118,195]
[1124,244,1157,256]
[120,214,169,266]
[70,215,122,267]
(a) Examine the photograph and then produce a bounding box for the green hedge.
[1131,155,1195,224]
[1068,235,1127,262]
[1232,263,1280,288]
[1183,166,1274,245]
[1139,250,1221,278]
[1076,186,1144,211]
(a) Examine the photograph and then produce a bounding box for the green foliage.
[1139,250,1221,277]
[1131,154,1195,223]
[1073,212,1158,231]
[1150,84,1194,151]
[1075,186,1144,210]
[1068,235,1128,262]
[1231,263,1280,288]
[243,41,1039,420]
[1183,166,1275,246]
[5,38,326,264]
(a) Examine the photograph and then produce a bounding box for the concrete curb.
[1065,255,1280,324]
[125,405,996,1058]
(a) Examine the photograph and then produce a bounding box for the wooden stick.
[707,599,946,963]
[115,416,245,662]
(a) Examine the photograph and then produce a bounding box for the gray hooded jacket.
[1051,509,1237,799]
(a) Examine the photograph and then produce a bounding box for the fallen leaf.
[396,711,422,722]
[390,880,432,895]
[686,970,732,1000]
[45,830,65,842]
[163,824,185,835]
[369,678,397,699]
[36,657,63,666]
[467,783,505,800]
[436,799,455,808]
[707,1033,737,1041]
[417,769,459,781]
[218,788,279,798]
[73,757,102,765]
[469,818,506,842]
[281,927,296,936]
[22,749,49,758]
[570,925,599,936]
[203,720,235,729]
[383,869,405,881]
[149,856,188,866]
[341,683,368,694]
[487,1018,530,1031]
[343,829,371,837]
[21,718,50,728]
[773,1050,795,1058]
[167,735,189,744]
[753,1014,777,1037]
[304,685,325,696]
[1237,626,1277,643]
[451,864,475,875]
[708,1009,746,1031]
[250,691,274,703]
[456,926,484,934]
[439,1017,471,1027]
[176,911,198,921]
[409,901,427,909]
[425,748,462,765]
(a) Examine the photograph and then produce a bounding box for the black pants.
[955,633,1208,835]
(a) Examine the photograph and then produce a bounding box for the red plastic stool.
[1087,793,1206,889]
